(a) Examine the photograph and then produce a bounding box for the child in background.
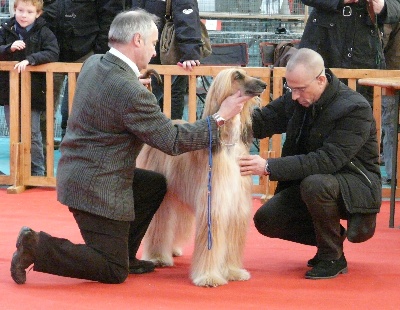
[0,0,59,176]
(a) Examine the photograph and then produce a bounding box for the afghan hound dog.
[137,68,267,287]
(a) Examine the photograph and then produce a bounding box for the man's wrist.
[212,113,225,127]
[264,160,271,176]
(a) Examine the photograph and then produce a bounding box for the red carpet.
[1,188,400,310]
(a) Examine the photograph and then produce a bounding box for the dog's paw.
[227,268,251,282]
[192,273,228,287]
[172,248,183,257]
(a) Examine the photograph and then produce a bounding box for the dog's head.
[202,68,267,118]
[202,68,267,146]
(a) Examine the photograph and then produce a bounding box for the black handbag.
[159,0,212,65]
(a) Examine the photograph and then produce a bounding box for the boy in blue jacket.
[0,0,59,176]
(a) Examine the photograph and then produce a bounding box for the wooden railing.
[0,63,274,194]
[0,62,399,199]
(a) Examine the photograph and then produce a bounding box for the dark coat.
[0,16,59,110]
[299,0,400,69]
[252,70,381,214]
[57,52,220,221]
[131,0,203,64]
[383,22,400,69]
[42,0,125,61]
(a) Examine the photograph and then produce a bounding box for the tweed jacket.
[57,52,219,221]
[252,70,381,214]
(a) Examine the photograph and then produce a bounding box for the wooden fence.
[0,62,399,199]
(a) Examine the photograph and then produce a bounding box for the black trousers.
[33,168,166,284]
[254,174,370,261]
[254,174,376,260]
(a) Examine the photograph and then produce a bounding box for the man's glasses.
[284,69,324,94]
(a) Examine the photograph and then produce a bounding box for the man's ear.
[317,74,326,85]
[132,33,141,46]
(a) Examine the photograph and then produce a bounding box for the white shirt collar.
[109,47,141,77]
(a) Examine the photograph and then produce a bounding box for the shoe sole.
[305,267,348,280]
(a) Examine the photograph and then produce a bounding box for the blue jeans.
[4,105,45,176]
[60,77,69,139]
[381,95,397,180]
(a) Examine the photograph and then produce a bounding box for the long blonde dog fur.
[137,68,267,287]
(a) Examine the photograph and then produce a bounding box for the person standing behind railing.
[0,0,59,176]
[380,22,400,184]
[41,0,125,142]
[130,0,203,120]
[299,0,400,101]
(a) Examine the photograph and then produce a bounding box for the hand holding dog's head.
[202,68,267,120]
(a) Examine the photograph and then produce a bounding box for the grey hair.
[108,9,159,46]
[286,48,325,76]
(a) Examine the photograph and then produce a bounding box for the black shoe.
[307,254,319,268]
[307,227,347,267]
[10,226,39,284]
[305,254,348,279]
[129,258,155,274]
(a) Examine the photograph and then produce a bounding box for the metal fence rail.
[199,0,305,15]
[208,31,302,66]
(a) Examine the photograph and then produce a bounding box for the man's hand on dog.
[239,155,267,176]
[217,91,252,120]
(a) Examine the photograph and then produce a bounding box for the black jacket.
[299,0,400,69]
[42,0,125,61]
[252,70,381,214]
[130,0,203,64]
[0,16,59,110]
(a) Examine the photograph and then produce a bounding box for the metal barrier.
[0,61,399,199]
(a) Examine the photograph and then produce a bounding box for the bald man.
[240,48,381,279]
